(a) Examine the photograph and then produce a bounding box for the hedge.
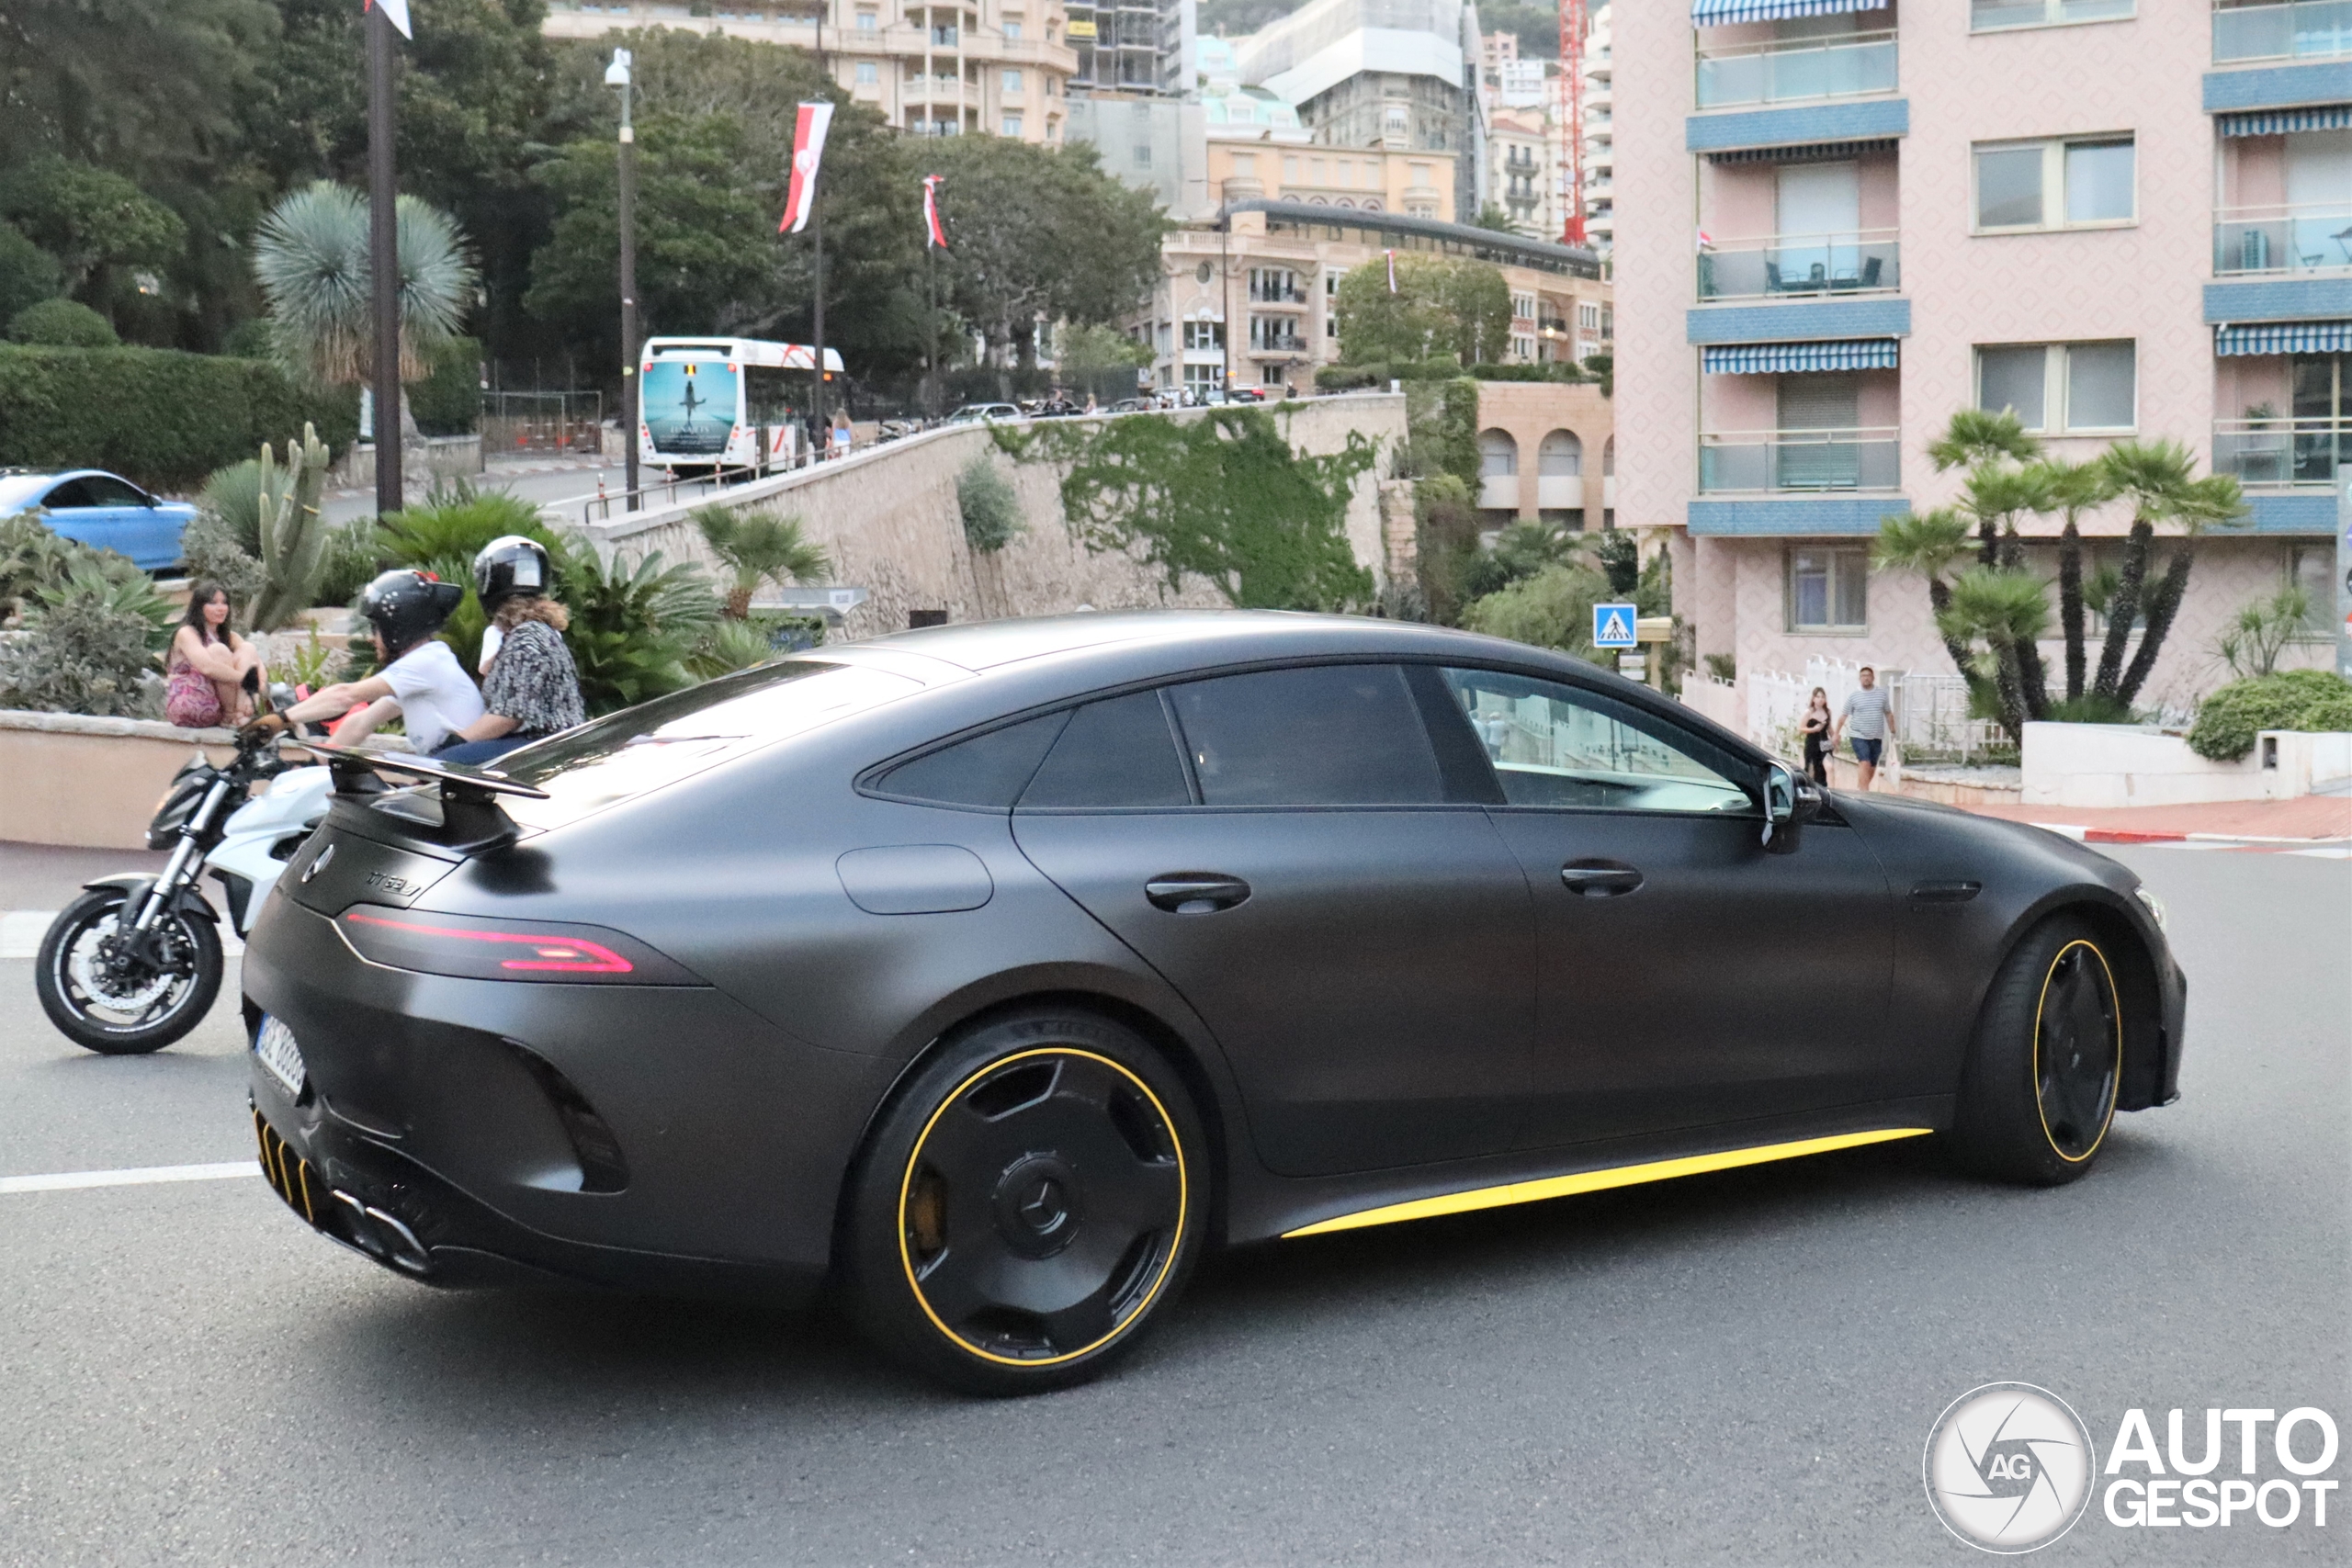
[1316,359,1599,391]
[0,344,360,491]
[410,336,481,436]
[2186,668,2352,761]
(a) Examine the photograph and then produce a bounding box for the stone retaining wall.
[0,711,236,851]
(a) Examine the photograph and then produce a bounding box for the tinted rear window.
[1019,693,1191,808]
[1168,664,1444,807]
[878,712,1069,808]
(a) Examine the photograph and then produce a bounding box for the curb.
[2028,822,2352,848]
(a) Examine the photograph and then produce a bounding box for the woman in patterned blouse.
[436,536,587,766]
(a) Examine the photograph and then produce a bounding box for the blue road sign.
[1593,602,1638,649]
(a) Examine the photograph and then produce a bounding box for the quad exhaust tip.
[254,1110,432,1275]
[327,1190,432,1274]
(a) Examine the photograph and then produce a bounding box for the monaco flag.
[922,175,947,249]
[365,0,413,39]
[780,102,834,234]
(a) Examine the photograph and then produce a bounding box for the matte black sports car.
[242,612,2186,1393]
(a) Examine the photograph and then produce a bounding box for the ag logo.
[1924,1382,2097,1553]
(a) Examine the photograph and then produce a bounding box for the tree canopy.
[1335,254,1511,367]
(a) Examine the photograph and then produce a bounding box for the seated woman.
[165,581,266,728]
[436,536,587,765]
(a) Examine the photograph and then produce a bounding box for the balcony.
[2213,416,2352,483]
[1248,281,1309,304]
[2215,204,2352,274]
[1972,0,2133,29]
[1694,31,1897,110]
[2213,0,2352,61]
[1698,232,1900,300]
[1698,427,1901,493]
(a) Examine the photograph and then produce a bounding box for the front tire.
[842,1008,1207,1395]
[34,888,222,1055]
[1945,915,2125,1185]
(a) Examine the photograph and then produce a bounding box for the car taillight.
[334,905,699,985]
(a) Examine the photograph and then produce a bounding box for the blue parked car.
[0,469,195,573]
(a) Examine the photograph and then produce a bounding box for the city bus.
[638,336,847,472]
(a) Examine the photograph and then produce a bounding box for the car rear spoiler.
[320,747,548,857]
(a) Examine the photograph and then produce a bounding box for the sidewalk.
[1961,795,2352,843]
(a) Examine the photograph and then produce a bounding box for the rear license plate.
[254,1014,308,1097]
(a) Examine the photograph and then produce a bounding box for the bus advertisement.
[638,337,847,471]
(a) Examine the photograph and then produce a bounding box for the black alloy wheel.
[2032,940,2121,1162]
[33,887,223,1055]
[1946,914,2125,1186]
[843,1008,1205,1394]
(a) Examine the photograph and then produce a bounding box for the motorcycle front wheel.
[35,888,223,1055]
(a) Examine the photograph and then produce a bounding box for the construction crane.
[1556,0,1587,245]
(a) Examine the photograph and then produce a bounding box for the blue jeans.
[435,736,533,766]
[1850,737,1883,766]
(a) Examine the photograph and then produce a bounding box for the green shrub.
[198,458,285,557]
[7,296,113,347]
[1465,362,1595,384]
[178,513,267,607]
[377,485,556,571]
[409,336,482,436]
[2188,669,2352,761]
[0,512,164,622]
[315,523,382,608]
[0,344,358,490]
[1464,561,1615,660]
[0,222,61,323]
[0,559,175,716]
[956,453,1024,554]
[560,547,720,716]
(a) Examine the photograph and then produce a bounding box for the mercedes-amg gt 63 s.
[242,612,2185,1393]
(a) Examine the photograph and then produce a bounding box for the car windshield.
[492,660,924,829]
[0,475,52,510]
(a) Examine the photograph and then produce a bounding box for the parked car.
[243,612,2183,1394]
[945,402,1026,425]
[0,468,195,572]
[1109,398,1150,413]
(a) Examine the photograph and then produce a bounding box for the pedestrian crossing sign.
[1593,603,1638,649]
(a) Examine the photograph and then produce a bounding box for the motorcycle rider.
[435,536,586,765]
[256,570,482,754]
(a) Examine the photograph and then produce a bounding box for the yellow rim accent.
[1282,1127,1936,1238]
[2031,938,2121,1164]
[897,1046,1191,1370]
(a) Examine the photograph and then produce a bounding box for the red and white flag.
[1695,228,1714,252]
[365,0,413,38]
[779,101,834,234]
[1384,249,1396,293]
[922,175,947,249]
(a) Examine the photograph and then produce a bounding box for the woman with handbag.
[1798,686,1833,786]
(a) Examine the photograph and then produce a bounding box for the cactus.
[246,423,334,632]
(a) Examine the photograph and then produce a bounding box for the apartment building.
[1581,1,1613,251]
[1488,103,1558,234]
[1616,0,2341,709]
[541,0,1078,143]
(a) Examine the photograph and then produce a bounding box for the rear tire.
[841,1007,1208,1395]
[34,888,222,1055]
[1944,915,2125,1186]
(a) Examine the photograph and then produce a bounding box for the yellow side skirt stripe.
[1282,1126,1936,1238]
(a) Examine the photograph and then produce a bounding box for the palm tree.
[1873,507,1977,677]
[693,505,831,619]
[2030,457,2116,703]
[1943,566,2053,740]
[2091,442,2247,705]
[252,183,476,390]
[1927,408,2041,475]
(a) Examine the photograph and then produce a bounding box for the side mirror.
[1760,761,1820,852]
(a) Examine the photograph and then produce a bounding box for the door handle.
[1146,874,1251,914]
[1560,861,1643,897]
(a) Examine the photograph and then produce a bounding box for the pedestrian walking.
[436,536,587,765]
[1835,666,1893,791]
[165,581,267,728]
[1799,686,1833,786]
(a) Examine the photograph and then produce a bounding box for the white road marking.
[0,910,242,959]
[2287,845,2352,860]
[0,1161,259,1195]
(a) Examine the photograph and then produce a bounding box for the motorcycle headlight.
[2132,885,2167,931]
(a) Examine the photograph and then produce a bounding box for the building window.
[1134,143,1150,168]
[1511,292,1536,321]
[1003,115,1023,136]
[1156,321,1171,355]
[1327,314,1339,340]
[1002,17,1020,35]
[854,60,879,84]
[1973,137,2135,231]
[1578,302,1600,329]
[855,7,877,26]
[1250,315,1304,352]
[1512,333,1537,361]
[1184,362,1221,391]
[1002,69,1023,92]
[1385,105,1409,136]
[932,22,957,44]
[1184,320,1224,352]
[2288,546,2336,634]
[1786,547,1870,633]
[1975,342,2136,433]
[1971,0,2134,32]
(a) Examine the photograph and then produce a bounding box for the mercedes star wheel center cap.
[994,1154,1083,1258]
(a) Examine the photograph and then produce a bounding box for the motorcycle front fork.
[131,779,232,935]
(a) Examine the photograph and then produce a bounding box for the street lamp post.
[367,1,402,518]
[607,49,639,510]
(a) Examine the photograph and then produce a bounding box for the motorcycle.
[34,672,333,1054]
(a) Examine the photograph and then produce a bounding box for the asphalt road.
[1,845,2343,1566]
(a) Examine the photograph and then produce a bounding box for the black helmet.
[359,569,465,657]
[473,535,552,611]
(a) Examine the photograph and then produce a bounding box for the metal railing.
[1698,427,1902,493]
[576,461,779,527]
[1697,231,1900,299]
[1694,31,1896,110]
[1973,0,2133,29]
[2213,0,2352,59]
[2212,416,2352,485]
[2213,204,2352,274]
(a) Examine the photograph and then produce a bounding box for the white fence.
[1712,658,2004,765]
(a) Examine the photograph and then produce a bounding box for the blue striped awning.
[1703,339,1900,374]
[2214,320,2352,355]
[2217,104,2352,136]
[1692,0,1883,24]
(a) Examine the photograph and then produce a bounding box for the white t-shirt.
[379,639,485,755]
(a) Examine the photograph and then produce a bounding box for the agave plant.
[251,182,477,387]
